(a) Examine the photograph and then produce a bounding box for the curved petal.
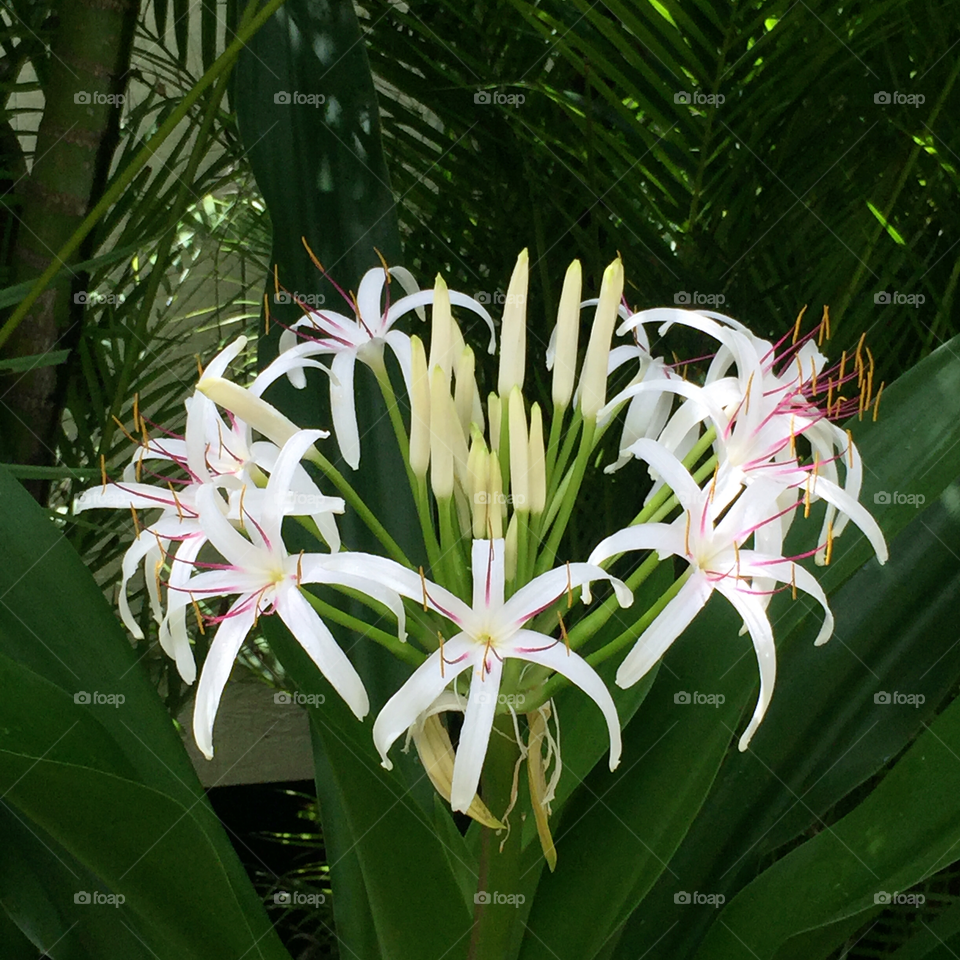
[193,600,258,759]
[200,336,247,381]
[450,648,503,812]
[383,328,414,399]
[276,584,369,720]
[261,429,328,553]
[587,521,685,569]
[329,351,361,470]
[713,578,777,752]
[502,562,631,626]
[355,268,388,329]
[372,635,476,769]
[251,343,332,396]
[615,573,713,687]
[195,483,269,571]
[448,291,496,354]
[511,631,622,770]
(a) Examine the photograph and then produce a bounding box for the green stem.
[544,402,566,492]
[0,0,290,351]
[305,448,410,567]
[300,590,424,665]
[536,417,596,574]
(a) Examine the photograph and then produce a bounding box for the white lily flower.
[327,540,632,813]
[159,429,404,759]
[587,439,834,752]
[261,266,495,469]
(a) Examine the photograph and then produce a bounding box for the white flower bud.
[528,402,546,515]
[455,346,479,438]
[467,435,490,540]
[552,260,582,409]
[579,259,624,420]
[197,378,303,450]
[429,366,454,499]
[488,451,504,538]
[429,275,453,383]
[407,336,431,478]
[504,512,519,582]
[497,249,529,397]
[508,387,529,512]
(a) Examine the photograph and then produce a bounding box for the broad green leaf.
[613,486,960,959]
[264,617,474,960]
[0,464,288,958]
[692,691,960,959]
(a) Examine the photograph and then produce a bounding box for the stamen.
[100,454,107,492]
[301,236,325,273]
[684,510,692,555]
[872,381,885,421]
[374,247,391,280]
[191,595,206,634]
[565,562,573,609]
[273,263,281,298]
[825,520,834,565]
[132,393,139,430]
[111,415,137,446]
[237,485,247,530]
[744,371,755,414]
[296,550,304,586]
[790,563,797,599]
[810,356,817,394]
[792,305,807,345]
[154,556,163,602]
[438,631,445,678]
[846,428,855,468]
[709,462,719,503]
[557,611,570,655]
[263,292,271,335]
[196,355,203,377]
[168,482,184,521]
[838,350,847,384]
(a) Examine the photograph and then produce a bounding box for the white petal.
[502,561,631,626]
[450,650,503,812]
[261,430,328,552]
[511,630,622,769]
[616,573,713,687]
[471,539,505,612]
[193,601,258,759]
[276,585,369,719]
[373,635,476,769]
[587,522,685,569]
[195,484,266,570]
[713,579,777,752]
[330,351,361,470]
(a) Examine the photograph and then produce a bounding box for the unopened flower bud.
[497,249,529,397]
[528,403,546,515]
[429,275,453,383]
[488,451,504,538]
[409,336,431,478]
[551,260,582,409]
[508,387,529,512]
[505,512,519,581]
[579,259,624,420]
[429,367,454,499]
[488,392,502,453]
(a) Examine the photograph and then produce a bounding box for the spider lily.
[328,539,632,813]
[264,265,495,469]
[164,430,405,759]
[587,439,834,752]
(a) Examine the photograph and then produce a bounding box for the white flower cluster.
[75,253,887,821]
